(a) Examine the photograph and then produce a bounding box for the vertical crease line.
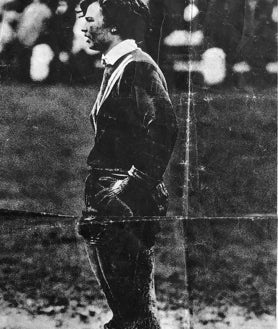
[183,2,196,328]
[157,10,166,64]
[184,1,194,218]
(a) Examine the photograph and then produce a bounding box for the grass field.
[0,215,276,328]
[0,82,276,328]
[0,83,276,216]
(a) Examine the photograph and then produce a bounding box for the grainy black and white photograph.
[0,0,277,328]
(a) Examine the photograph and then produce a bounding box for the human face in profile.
[82,1,111,53]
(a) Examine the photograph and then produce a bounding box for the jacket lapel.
[91,53,135,135]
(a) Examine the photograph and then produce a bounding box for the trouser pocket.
[80,174,132,245]
[85,174,132,215]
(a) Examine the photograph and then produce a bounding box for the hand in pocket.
[95,177,133,216]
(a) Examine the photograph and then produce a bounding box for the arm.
[124,61,178,182]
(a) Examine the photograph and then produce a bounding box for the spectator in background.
[77,0,177,328]
[0,0,22,54]
[3,0,78,81]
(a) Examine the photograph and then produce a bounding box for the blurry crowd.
[158,0,277,89]
[0,0,99,83]
[0,0,277,87]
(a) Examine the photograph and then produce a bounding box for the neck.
[103,37,123,55]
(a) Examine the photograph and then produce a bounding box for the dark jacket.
[87,48,177,181]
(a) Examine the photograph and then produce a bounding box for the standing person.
[77,1,177,328]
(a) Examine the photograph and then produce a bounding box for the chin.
[88,42,99,51]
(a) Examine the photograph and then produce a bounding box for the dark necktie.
[92,64,114,123]
[99,64,114,101]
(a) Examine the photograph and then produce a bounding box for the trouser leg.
[85,222,160,329]
[80,173,162,328]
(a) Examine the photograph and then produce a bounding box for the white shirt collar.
[102,39,138,66]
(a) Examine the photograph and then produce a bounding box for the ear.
[110,27,118,34]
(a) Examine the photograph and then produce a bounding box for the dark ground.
[0,83,276,328]
[0,215,276,328]
[0,83,276,216]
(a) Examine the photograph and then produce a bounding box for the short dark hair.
[79,0,150,42]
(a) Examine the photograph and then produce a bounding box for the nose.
[81,20,88,34]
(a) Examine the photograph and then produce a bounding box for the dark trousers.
[80,171,165,329]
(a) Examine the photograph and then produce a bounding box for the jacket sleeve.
[119,61,178,182]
